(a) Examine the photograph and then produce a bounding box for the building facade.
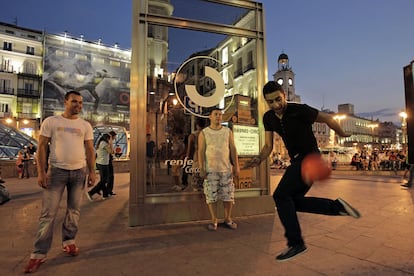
[0,22,43,138]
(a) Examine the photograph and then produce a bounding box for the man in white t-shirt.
[198,108,240,231]
[24,91,96,273]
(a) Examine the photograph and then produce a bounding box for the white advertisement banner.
[233,125,259,156]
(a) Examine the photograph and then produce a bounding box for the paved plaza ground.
[1,171,413,275]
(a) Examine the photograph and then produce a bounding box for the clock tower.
[272,53,300,102]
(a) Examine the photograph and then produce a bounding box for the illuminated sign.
[174,56,233,118]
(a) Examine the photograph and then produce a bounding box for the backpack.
[0,183,10,205]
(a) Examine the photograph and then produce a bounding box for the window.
[222,69,229,85]
[0,79,11,93]
[26,46,35,55]
[75,54,87,61]
[22,103,31,115]
[24,62,36,75]
[110,60,121,67]
[56,50,69,57]
[1,58,11,72]
[222,47,228,64]
[3,42,12,51]
[24,83,33,94]
[92,57,105,64]
[246,51,254,71]
[0,103,8,113]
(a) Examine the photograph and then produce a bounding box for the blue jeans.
[31,166,86,259]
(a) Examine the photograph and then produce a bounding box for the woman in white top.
[87,133,112,200]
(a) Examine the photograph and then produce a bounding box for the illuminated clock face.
[288,78,293,85]
[277,78,283,85]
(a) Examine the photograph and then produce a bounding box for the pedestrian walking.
[24,91,96,273]
[244,81,361,261]
[87,133,112,200]
[185,117,206,191]
[107,130,116,196]
[16,150,24,178]
[21,146,31,178]
[198,108,240,231]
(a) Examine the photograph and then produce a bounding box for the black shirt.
[263,103,319,160]
[146,141,156,158]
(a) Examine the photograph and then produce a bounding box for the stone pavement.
[1,172,414,275]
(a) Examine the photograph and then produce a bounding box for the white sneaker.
[85,192,93,202]
[337,198,361,218]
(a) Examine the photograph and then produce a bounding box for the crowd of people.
[350,150,407,172]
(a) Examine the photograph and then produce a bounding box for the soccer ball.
[301,153,332,184]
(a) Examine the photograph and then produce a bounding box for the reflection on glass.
[146,7,259,194]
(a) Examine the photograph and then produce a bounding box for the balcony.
[17,112,38,119]
[0,67,14,74]
[17,72,42,79]
[17,89,40,98]
[0,88,14,95]
[0,112,12,118]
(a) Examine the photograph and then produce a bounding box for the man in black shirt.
[245,81,360,262]
[146,134,156,185]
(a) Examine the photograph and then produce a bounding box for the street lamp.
[399,111,407,148]
[333,114,347,146]
[367,123,379,147]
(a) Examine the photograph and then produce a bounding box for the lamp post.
[333,114,347,146]
[399,111,407,150]
[367,123,379,148]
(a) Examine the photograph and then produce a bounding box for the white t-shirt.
[202,126,231,173]
[96,140,110,165]
[40,115,93,170]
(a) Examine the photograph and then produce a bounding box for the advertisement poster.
[42,35,130,125]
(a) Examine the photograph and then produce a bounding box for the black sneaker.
[337,198,361,218]
[276,244,307,262]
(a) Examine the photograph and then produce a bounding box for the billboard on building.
[42,34,131,128]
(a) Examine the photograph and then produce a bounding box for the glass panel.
[147,22,259,194]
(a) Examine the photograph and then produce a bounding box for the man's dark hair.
[263,81,285,96]
[64,90,81,100]
[209,107,223,114]
[109,131,117,137]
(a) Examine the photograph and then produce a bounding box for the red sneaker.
[62,244,79,256]
[23,258,46,273]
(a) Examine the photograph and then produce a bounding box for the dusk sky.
[1,0,413,123]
